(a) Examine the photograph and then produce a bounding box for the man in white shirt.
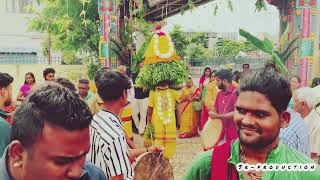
[293,87,320,163]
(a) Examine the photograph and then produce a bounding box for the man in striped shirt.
[87,69,134,180]
[88,70,162,180]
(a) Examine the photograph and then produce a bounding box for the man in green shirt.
[78,79,95,105]
[185,68,320,180]
[0,73,13,156]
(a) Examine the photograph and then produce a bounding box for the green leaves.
[27,0,99,59]
[215,38,256,57]
[255,0,267,12]
[239,28,272,54]
[169,25,189,58]
[135,61,188,90]
[188,0,195,10]
[240,28,289,74]
[87,63,102,80]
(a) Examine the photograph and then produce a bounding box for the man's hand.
[209,111,219,119]
[147,146,164,153]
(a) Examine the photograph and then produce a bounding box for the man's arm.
[209,111,235,120]
[147,107,153,124]
[107,137,134,180]
[111,175,124,180]
[128,146,163,159]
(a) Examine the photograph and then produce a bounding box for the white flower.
[156,89,174,125]
[153,34,174,59]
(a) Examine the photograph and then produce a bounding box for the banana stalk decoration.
[239,28,298,75]
[130,35,152,73]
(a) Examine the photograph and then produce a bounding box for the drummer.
[87,70,162,179]
[209,69,238,143]
[186,68,320,180]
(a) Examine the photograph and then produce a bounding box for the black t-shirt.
[131,73,149,99]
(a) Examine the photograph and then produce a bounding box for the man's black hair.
[242,63,250,68]
[215,69,233,83]
[43,68,55,78]
[79,79,90,85]
[238,68,291,113]
[311,78,320,88]
[55,77,76,93]
[0,73,13,88]
[94,70,131,101]
[11,84,92,148]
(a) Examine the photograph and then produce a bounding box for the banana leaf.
[271,51,288,75]
[239,29,273,54]
[130,35,152,73]
[280,36,299,61]
[240,28,289,75]
[263,38,274,51]
[280,24,290,51]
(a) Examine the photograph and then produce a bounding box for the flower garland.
[156,89,174,125]
[153,33,174,59]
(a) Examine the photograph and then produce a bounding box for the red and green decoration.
[98,0,116,67]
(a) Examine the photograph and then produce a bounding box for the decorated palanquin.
[135,25,188,90]
[266,0,320,86]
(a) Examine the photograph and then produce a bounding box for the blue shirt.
[0,148,108,180]
[279,109,310,155]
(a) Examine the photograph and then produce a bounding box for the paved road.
[133,134,203,180]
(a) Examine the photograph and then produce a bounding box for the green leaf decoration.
[135,61,188,90]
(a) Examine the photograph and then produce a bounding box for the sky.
[162,0,280,37]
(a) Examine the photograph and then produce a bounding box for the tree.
[27,0,100,64]
[169,25,189,58]
[186,43,206,59]
[215,39,257,57]
[189,32,208,48]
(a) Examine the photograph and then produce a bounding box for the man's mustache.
[239,124,262,134]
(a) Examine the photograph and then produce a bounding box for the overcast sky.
[163,0,279,36]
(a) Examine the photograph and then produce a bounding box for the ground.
[133,134,203,180]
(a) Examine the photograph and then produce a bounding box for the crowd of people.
[0,67,163,180]
[0,62,320,179]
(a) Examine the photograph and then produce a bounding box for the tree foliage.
[215,39,257,57]
[189,32,208,48]
[27,0,100,63]
[169,25,189,58]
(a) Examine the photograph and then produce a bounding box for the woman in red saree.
[199,67,212,130]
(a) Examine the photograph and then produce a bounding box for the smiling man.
[185,68,320,180]
[0,84,107,180]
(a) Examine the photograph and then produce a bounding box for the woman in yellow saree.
[179,77,201,139]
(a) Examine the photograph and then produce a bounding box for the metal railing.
[186,57,270,76]
[0,53,70,65]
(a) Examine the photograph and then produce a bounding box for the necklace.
[156,89,174,125]
[153,33,174,59]
[240,146,263,180]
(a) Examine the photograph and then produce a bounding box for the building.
[0,0,60,64]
